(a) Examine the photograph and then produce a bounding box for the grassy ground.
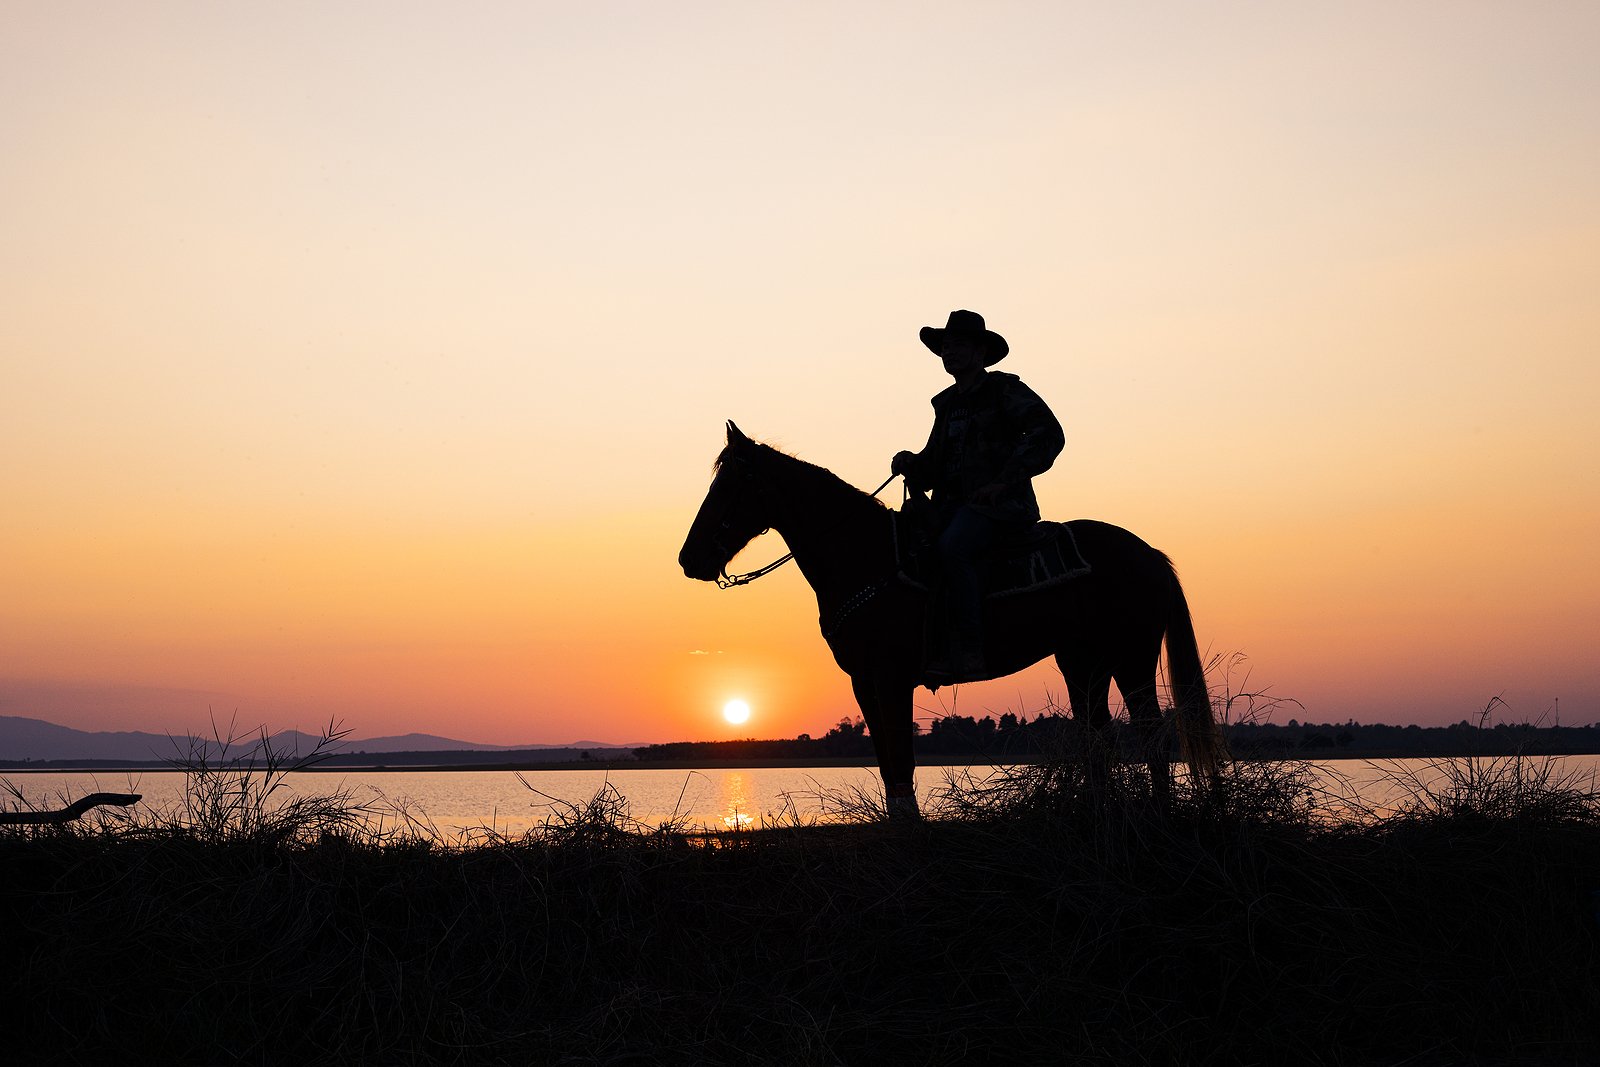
[3,737,1599,1066]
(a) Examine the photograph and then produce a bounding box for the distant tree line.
[1225,717,1600,758]
[631,717,878,763]
[632,714,1600,763]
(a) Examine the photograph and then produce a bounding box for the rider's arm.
[893,417,942,488]
[997,378,1065,485]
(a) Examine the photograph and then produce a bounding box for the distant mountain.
[0,716,642,763]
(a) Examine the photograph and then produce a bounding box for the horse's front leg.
[850,672,919,819]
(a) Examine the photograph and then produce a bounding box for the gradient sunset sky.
[3,3,1596,745]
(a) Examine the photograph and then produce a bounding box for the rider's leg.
[936,505,1000,671]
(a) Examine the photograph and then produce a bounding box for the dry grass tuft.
[3,711,1599,1065]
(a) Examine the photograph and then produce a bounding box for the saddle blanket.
[895,516,1093,598]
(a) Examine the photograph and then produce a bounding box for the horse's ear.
[726,420,748,444]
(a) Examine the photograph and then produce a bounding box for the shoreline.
[5,748,1600,774]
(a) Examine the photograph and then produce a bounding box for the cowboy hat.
[919,309,1009,366]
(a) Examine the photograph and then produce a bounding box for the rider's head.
[920,310,1009,374]
[938,335,987,378]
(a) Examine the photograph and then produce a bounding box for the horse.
[678,422,1223,817]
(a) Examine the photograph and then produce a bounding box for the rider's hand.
[891,451,916,477]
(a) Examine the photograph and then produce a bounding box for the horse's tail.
[1164,561,1227,787]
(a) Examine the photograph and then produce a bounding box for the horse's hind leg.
[1119,670,1171,809]
[1056,654,1114,796]
[1056,654,1113,732]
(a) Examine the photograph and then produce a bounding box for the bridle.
[702,454,778,588]
[708,453,899,589]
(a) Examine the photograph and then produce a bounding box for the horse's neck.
[762,454,890,597]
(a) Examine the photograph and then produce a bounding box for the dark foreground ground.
[4,756,1600,1066]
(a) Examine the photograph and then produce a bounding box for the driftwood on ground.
[0,792,142,825]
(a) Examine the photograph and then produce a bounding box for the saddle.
[893,506,1091,688]
[893,509,1092,598]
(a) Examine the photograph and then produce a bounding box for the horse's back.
[1060,518,1181,611]
[1063,518,1169,564]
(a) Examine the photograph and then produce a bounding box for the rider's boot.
[926,649,985,684]
[945,611,986,681]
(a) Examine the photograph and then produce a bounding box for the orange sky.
[3,3,1597,744]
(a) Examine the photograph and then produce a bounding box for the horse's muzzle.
[678,546,721,583]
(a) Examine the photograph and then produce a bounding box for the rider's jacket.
[901,370,1064,525]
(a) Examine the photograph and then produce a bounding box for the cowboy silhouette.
[891,310,1064,679]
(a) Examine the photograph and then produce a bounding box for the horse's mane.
[715,439,889,513]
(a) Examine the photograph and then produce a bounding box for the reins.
[716,471,900,589]
[715,554,794,589]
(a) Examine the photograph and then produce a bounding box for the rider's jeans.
[937,506,1004,656]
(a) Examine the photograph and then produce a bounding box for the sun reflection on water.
[719,771,755,829]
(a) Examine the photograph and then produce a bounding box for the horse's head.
[679,421,775,582]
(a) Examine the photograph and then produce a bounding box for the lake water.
[6,756,1598,838]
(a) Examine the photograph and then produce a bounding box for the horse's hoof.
[887,795,921,821]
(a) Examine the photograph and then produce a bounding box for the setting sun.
[722,699,751,726]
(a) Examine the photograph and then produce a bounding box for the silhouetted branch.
[0,791,141,825]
